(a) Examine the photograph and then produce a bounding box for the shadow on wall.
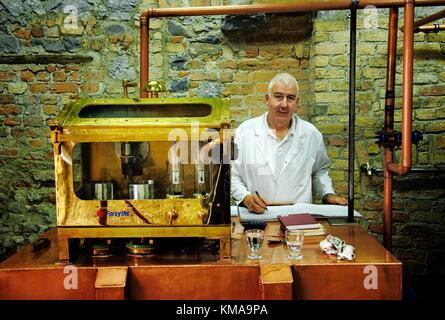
[221,12,313,44]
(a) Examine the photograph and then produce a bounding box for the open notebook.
[230,203,362,221]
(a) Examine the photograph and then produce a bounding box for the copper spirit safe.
[49,97,232,261]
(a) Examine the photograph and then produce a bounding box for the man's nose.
[280,97,289,107]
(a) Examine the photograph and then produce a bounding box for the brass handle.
[167,209,178,225]
[122,78,137,98]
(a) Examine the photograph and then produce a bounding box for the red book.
[278,213,321,230]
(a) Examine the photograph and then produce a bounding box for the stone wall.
[0,0,444,298]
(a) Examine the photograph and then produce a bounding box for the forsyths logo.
[107,211,131,217]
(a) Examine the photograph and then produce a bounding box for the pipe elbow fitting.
[387,163,411,176]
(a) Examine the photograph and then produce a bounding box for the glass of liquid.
[245,229,264,260]
[285,229,304,260]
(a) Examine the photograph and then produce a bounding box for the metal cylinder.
[167,160,183,197]
[129,180,155,199]
[94,182,114,200]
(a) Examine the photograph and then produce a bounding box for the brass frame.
[50,97,232,262]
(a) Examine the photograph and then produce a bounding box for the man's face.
[265,81,299,129]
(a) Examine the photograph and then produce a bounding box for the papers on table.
[230,203,362,221]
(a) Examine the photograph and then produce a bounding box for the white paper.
[230,203,362,221]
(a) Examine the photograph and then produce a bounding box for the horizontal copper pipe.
[415,23,445,32]
[401,8,445,31]
[139,0,443,96]
[143,0,445,18]
[387,0,414,176]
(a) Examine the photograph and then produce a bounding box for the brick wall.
[0,0,444,298]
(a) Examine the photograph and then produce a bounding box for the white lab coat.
[231,113,335,205]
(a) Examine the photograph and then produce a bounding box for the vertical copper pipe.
[140,15,148,98]
[383,7,398,252]
[387,0,414,176]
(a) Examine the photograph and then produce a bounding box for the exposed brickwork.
[0,0,444,299]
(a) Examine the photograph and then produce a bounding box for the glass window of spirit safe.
[49,98,232,261]
[72,140,215,200]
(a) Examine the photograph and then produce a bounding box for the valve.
[360,162,377,176]
[375,130,423,148]
[412,130,423,145]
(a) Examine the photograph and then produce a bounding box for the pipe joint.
[387,163,411,176]
[385,90,395,99]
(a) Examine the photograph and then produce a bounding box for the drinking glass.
[245,229,264,260]
[285,229,304,260]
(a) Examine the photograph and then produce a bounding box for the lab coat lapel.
[254,118,277,181]
[279,117,306,178]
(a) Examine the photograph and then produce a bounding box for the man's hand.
[242,194,268,213]
[324,194,348,206]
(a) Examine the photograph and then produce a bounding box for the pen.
[255,191,268,211]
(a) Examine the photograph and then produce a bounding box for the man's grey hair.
[268,73,299,96]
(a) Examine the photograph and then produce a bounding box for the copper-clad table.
[0,219,401,300]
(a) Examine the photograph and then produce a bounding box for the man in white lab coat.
[231,73,347,213]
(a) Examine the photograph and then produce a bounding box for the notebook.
[278,213,322,230]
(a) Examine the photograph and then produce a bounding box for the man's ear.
[296,96,300,104]
[265,94,269,103]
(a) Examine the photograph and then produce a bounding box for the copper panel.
[293,265,402,300]
[0,268,97,300]
[127,265,262,300]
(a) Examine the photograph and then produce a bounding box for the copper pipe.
[415,23,445,32]
[144,0,445,17]
[401,8,445,31]
[384,8,398,131]
[383,153,393,251]
[387,0,414,176]
[139,0,444,92]
[140,16,148,98]
[383,7,398,252]
[148,2,350,17]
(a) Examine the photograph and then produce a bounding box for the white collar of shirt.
[250,112,299,180]
[262,112,297,143]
